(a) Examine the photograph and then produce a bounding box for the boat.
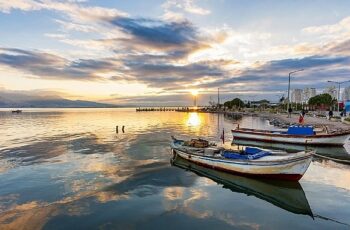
[232,125,350,146]
[11,109,22,113]
[233,139,350,164]
[171,156,313,217]
[170,137,314,181]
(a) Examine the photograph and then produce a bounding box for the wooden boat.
[171,156,313,217]
[233,139,350,164]
[232,125,350,146]
[170,137,314,181]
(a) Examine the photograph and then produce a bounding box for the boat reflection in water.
[171,155,313,217]
[233,139,350,164]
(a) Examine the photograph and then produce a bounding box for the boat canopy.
[287,125,314,136]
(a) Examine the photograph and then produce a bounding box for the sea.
[0,108,350,229]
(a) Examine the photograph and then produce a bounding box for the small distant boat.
[170,137,314,181]
[11,110,22,114]
[171,156,313,217]
[232,125,350,146]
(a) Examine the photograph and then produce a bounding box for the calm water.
[0,108,350,229]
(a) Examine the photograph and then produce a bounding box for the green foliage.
[224,98,245,109]
[308,93,334,106]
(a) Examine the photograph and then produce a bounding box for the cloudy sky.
[1,0,350,105]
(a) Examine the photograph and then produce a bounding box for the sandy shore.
[258,112,350,131]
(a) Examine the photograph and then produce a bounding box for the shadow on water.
[171,156,313,218]
[232,139,350,164]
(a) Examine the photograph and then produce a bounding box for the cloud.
[302,16,350,38]
[196,55,350,94]
[0,0,127,20]
[0,0,41,13]
[162,0,211,16]
[0,48,120,81]
[110,17,196,47]
[106,17,211,58]
[117,60,225,89]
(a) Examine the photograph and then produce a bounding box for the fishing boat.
[232,125,350,146]
[233,139,350,164]
[171,156,313,217]
[170,137,314,181]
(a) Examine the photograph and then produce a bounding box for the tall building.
[291,89,303,103]
[343,86,350,101]
[303,87,316,103]
[323,86,337,99]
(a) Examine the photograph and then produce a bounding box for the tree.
[308,93,336,110]
[224,98,245,109]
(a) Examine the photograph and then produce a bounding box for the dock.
[136,107,178,112]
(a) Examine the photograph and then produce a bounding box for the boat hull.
[232,129,350,146]
[171,148,313,181]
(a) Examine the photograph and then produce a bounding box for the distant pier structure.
[136,107,178,112]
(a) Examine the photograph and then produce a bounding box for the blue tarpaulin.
[287,125,314,135]
[222,149,271,160]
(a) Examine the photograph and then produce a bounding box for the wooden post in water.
[122,126,125,133]
[116,126,118,133]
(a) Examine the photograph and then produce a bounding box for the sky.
[1,0,350,106]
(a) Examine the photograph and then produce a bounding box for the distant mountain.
[0,91,118,108]
[0,98,118,108]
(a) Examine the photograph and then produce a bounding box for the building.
[342,86,350,101]
[323,86,337,99]
[303,87,316,103]
[291,89,303,103]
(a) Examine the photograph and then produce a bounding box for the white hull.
[232,130,350,146]
[171,143,313,181]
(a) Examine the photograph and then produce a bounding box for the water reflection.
[187,112,201,127]
[171,156,313,217]
[1,109,350,229]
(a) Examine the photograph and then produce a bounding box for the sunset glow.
[1,1,350,106]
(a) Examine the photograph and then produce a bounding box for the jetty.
[136,107,178,112]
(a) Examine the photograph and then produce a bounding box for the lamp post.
[287,69,304,112]
[327,80,350,112]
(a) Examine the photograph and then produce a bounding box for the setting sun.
[191,90,198,96]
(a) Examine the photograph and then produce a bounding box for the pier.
[136,107,178,112]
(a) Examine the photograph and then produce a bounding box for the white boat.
[232,125,350,146]
[170,138,314,181]
[172,156,313,217]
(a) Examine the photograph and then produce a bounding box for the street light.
[327,80,350,112]
[287,69,304,112]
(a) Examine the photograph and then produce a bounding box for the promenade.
[260,112,350,131]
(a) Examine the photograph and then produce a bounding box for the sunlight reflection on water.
[0,108,349,229]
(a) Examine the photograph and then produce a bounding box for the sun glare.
[191,90,198,96]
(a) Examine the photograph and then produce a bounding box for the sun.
[191,90,198,96]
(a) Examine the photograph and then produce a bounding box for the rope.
[312,152,350,164]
